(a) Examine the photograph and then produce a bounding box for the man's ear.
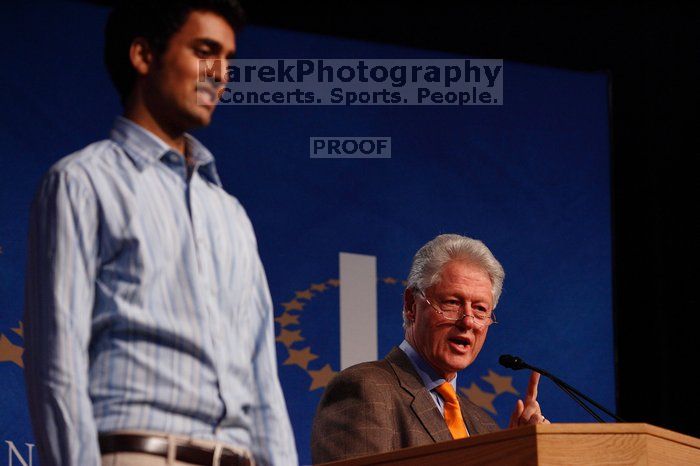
[404,288,417,323]
[129,37,154,76]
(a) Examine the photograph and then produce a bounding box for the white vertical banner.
[339,252,378,369]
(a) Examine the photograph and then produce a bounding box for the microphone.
[498,354,526,370]
[499,354,624,423]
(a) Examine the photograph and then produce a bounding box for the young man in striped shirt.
[23,2,297,465]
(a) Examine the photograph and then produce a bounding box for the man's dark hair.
[104,0,245,104]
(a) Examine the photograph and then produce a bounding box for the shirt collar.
[110,116,222,187]
[399,339,458,392]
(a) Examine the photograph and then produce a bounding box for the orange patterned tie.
[435,382,469,439]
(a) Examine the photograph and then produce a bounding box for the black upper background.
[84,0,699,437]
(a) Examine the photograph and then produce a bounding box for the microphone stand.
[550,378,605,422]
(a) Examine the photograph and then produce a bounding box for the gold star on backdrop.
[402,280,408,286]
[0,334,24,368]
[461,383,497,415]
[308,364,336,391]
[382,277,398,284]
[481,370,519,395]
[310,283,328,292]
[275,312,300,327]
[326,279,339,287]
[280,300,305,312]
[283,347,318,370]
[12,321,23,338]
[295,290,314,300]
[276,329,304,347]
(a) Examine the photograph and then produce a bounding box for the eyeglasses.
[417,290,497,329]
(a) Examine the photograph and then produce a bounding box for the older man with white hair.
[311,234,548,463]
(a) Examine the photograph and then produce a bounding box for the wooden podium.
[321,424,700,465]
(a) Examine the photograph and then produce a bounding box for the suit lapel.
[386,347,453,443]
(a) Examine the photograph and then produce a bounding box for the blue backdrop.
[0,2,612,465]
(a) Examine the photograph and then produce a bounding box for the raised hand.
[509,371,550,427]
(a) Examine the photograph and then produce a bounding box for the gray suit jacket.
[311,347,499,463]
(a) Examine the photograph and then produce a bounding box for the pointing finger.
[525,371,540,403]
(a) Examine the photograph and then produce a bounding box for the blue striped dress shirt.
[23,117,298,466]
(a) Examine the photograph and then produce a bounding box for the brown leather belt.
[99,433,253,466]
